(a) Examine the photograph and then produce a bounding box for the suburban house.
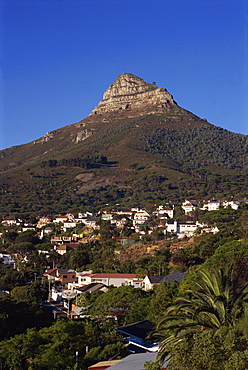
[133,210,151,227]
[44,268,77,284]
[0,253,15,266]
[111,216,129,228]
[101,212,113,221]
[63,221,77,231]
[83,217,100,228]
[154,205,174,219]
[143,272,188,291]
[53,215,68,223]
[88,353,170,370]
[1,215,21,226]
[37,216,52,228]
[55,244,73,255]
[222,200,240,210]
[177,221,202,238]
[117,320,158,353]
[116,209,134,218]
[165,220,203,238]
[76,273,144,288]
[88,360,121,370]
[22,224,36,232]
[73,282,108,295]
[51,236,76,244]
[201,199,220,211]
[181,200,198,214]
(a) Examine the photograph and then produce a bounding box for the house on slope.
[76,273,143,288]
[44,268,77,284]
[74,282,108,295]
[117,320,158,353]
[143,272,188,291]
[201,199,220,211]
[181,200,198,214]
[105,353,170,370]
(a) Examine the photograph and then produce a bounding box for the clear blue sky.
[1,0,247,150]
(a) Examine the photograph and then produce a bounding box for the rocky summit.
[90,73,176,116]
[0,72,247,214]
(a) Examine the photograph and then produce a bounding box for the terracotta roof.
[44,268,57,276]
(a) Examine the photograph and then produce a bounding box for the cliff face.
[90,73,176,115]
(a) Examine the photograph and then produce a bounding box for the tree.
[153,265,248,365]
[0,269,26,291]
[147,281,179,324]
[47,249,61,269]
[11,285,30,302]
[2,231,18,244]
[8,242,35,260]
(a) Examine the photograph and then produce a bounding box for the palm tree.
[47,249,61,269]
[153,265,248,364]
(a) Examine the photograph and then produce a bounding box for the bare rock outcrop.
[90,73,176,116]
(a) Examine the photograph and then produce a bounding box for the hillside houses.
[1,197,245,260]
[44,269,189,290]
[75,272,144,289]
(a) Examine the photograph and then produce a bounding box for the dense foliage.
[151,264,248,369]
[40,155,107,169]
[141,126,248,174]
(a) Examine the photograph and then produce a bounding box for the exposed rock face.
[33,130,57,144]
[75,129,95,143]
[90,73,176,116]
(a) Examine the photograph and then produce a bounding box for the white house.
[37,216,52,228]
[201,199,220,211]
[165,220,177,235]
[0,253,15,266]
[63,222,77,231]
[133,210,151,227]
[53,215,68,223]
[177,222,202,238]
[154,205,174,218]
[165,221,203,238]
[222,200,240,210]
[181,200,198,214]
[1,216,21,226]
[143,272,188,291]
[76,273,143,288]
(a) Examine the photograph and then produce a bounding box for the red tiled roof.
[44,268,57,276]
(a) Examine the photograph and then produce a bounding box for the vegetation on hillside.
[141,126,248,173]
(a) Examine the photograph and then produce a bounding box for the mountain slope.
[0,73,247,214]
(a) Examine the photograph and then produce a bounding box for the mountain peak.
[90,73,176,116]
[103,73,157,99]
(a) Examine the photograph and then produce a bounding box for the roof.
[58,269,75,274]
[107,353,170,370]
[44,268,57,276]
[118,320,155,340]
[75,283,107,293]
[147,275,167,284]
[147,272,188,285]
[164,272,188,284]
[56,245,72,251]
[88,360,121,369]
[91,273,141,279]
[3,216,17,220]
